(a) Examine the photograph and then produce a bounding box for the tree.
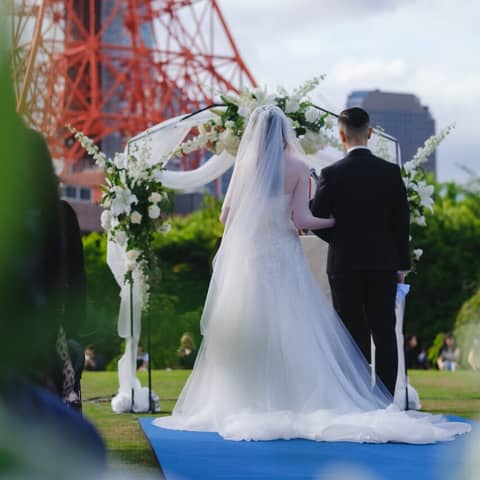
[405,181,480,346]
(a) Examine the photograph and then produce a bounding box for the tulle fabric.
[154,107,471,443]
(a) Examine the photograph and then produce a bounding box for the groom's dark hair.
[338,107,370,142]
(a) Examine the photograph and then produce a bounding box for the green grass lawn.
[82,369,480,472]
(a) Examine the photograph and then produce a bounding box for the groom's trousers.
[328,270,398,396]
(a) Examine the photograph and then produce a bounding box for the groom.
[311,107,411,396]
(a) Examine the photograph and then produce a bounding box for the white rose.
[220,130,240,157]
[130,211,142,224]
[100,210,112,231]
[126,260,137,272]
[149,192,162,204]
[305,107,320,123]
[114,153,127,169]
[413,248,423,260]
[285,98,300,114]
[160,223,171,233]
[300,130,322,155]
[114,230,127,246]
[148,204,161,219]
[126,249,140,262]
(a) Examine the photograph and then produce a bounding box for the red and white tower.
[10,0,256,172]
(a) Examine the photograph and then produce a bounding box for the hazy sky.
[219,0,479,182]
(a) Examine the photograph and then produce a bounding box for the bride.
[154,105,470,443]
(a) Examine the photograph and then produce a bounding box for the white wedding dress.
[154,107,471,443]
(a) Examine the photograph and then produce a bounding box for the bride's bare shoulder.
[285,153,309,176]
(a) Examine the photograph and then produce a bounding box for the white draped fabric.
[110,109,237,412]
[109,106,403,413]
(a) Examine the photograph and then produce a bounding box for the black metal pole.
[404,333,410,411]
[147,303,153,412]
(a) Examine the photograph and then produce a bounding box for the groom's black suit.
[311,147,410,395]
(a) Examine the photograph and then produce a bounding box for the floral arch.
[71,78,451,412]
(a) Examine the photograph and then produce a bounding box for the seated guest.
[84,345,98,371]
[136,345,150,371]
[437,333,461,371]
[417,346,430,369]
[177,332,198,369]
[405,335,420,369]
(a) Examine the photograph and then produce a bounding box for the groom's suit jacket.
[311,148,411,273]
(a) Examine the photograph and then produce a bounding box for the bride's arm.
[292,165,335,230]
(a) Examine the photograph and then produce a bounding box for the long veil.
[201,106,302,335]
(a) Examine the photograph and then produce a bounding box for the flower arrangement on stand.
[68,125,170,307]
[401,124,455,270]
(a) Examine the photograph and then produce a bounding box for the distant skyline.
[220,0,479,183]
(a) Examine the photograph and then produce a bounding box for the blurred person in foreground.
[0,54,106,476]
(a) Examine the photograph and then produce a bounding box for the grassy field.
[82,369,480,472]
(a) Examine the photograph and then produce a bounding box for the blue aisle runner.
[140,416,473,480]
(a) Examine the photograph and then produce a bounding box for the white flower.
[149,192,162,204]
[111,186,138,217]
[220,129,241,157]
[324,116,335,130]
[126,249,141,262]
[125,250,140,272]
[215,140,225,155]
[305,107,321,123]
[148,204,161,219]
[417,181,435,211]
[100,210,112,231]
[130,211,142,224]
[403,160,416,174]
[300,130,322,155]
[285,97,300,114]
[160,223,171,233]
[414,216,426,227]
[126,260,137,272]
[114,153,127,169]
[114,230,127,246]
[413,248,423,260]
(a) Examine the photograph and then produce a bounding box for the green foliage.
[455,288,480,368]
[456,288,480,329]
[82,177,480,366]
[82,233,122,361]
[405,181,480,346]
[83,197,223,368]
[427,333,446,366]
